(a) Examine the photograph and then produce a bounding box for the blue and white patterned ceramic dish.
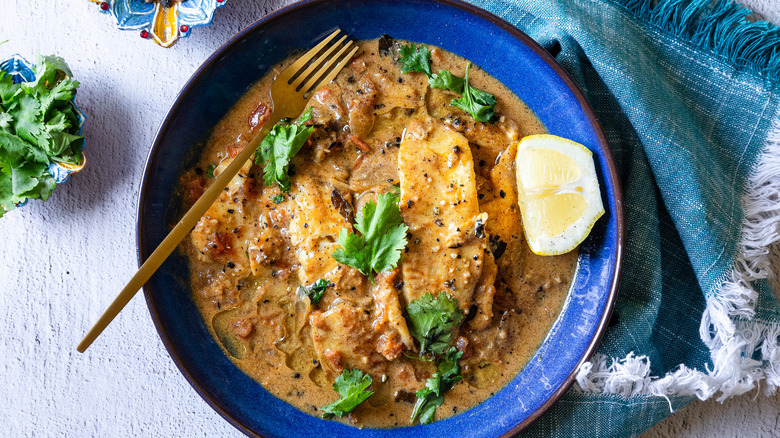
[0,55,86,209]
[91,0,228,47]
[137,0,624,436]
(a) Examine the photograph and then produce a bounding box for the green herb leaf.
[332,191,408,281]
[205,163,216,178]
[299,278,333,305]
[428,69,464,93]
[254,108,314,192]
[0,56,82,216]
[396,44,496,123]
[398,43,432,76]
[450,63,496,123]
[271,193,285,204]
[406,292,464,356]
[298,106,313,124]
[321,369,374,418]
[411,347,463,425]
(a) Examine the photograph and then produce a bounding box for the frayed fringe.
[702,115,780,401]
[575,353,715,410]
[576,117,780,404]
[612,0,780,84]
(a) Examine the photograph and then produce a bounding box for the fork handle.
[77,112,282,353]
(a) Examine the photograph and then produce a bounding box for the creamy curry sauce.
[178,38,578,428]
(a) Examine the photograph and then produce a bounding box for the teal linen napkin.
[467,0,780,436]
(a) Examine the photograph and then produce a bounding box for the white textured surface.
[0,1,777,437]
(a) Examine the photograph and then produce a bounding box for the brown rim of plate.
[137,0,625,436]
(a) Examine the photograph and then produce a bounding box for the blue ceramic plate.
[93,0,228,48]
[138,1,624,436]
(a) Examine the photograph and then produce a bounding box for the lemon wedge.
[515,134,604,255]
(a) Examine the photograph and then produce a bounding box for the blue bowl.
[0,54,87,210]
[137,1,624,436]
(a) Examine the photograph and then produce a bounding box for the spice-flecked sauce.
[177,37,578,428]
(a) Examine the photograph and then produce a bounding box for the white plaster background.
[0,1,776,437]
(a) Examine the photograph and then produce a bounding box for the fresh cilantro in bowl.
[0,55,85,217]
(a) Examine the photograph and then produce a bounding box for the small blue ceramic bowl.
[0,55,86,210]
[138,1,624,436]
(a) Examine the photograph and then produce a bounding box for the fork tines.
[286,29,358,96]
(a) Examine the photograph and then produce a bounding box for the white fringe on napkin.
[575,118,780,406]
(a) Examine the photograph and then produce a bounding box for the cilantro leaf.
[0,56,83,216]
[271,193,284,204]
[299,278,333,305]
[396,45,497,123]
[10,94,43,144]
[321,369,374,418]
[254,108,313,192]
[411,347,463,425]
[0,71,21,104]
[12,161,55,201]
[332,191,408,281]
[450,63,496,122]
[428,69,464,93]
[29,55,73,92]
[398,43,432,76]
[298,106,313,124]
[406,292,464,356]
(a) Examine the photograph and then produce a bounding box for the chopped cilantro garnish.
[321,369,374,418]
[0,55,83,216]
[254,107,314,192]
[450,63,496,122]
[271,193,284,204]
[406,292,464,356]
[396,42,496,123]
[298,106,313,124]
[299,278,333,305]
[398,43,432,76]
[411,347,463,425]
[332,191,408,281]
[205,163,216,178]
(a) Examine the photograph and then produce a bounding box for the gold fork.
[77,29,358,353]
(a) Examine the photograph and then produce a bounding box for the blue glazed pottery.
[137,0,624,436]
[0,55,87,209]
[90,0,228,47]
